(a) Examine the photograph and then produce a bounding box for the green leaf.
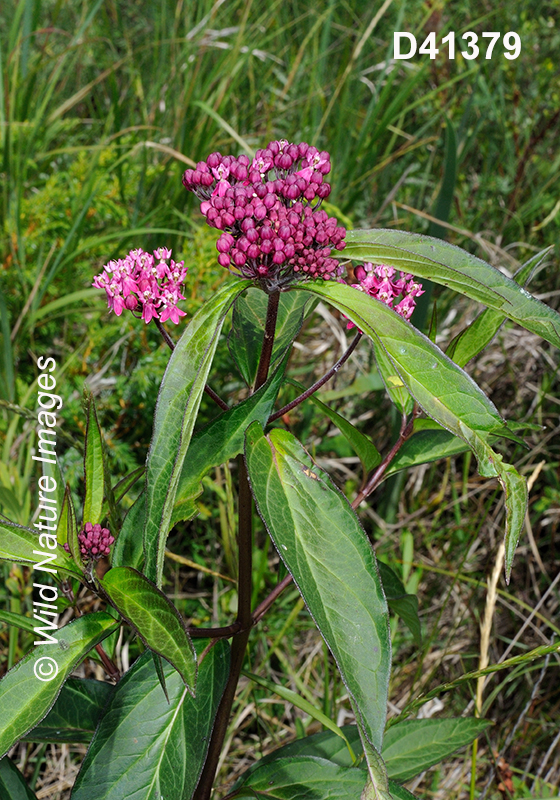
[110,467,144,507]
[233,725,364,779]
[243,671,357,762]
[377,563,421,647]
[65,484,82,572]
[72,641,230,800]
[0,757,38,800]
[290,381,381,474]
[23,678,113,743]
[144,278,250,587]
[446,248,552,367]
[83,394,105,526]
[228,288,309,386]
[360,736,393,800]
[343,229,560,350]
[300,282,528,581]
[100,566,196,692]
[385,419,470,477]
[245,424,390,751]
[387,782,418,800]
[371,338,414,416]
[171,358,287,526]
[382,718,492,782]
[56,486,69,547]
[0,518,81,578]
[236,756,367,799]
[111,494,145,570]
[0,610,40,636]
[0,612,119,758]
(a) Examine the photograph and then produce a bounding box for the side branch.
[269,332,362,422]
[352,405,420,510]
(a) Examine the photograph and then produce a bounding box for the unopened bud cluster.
[347,263,425,328]
[182,140,346,290]
[64,522,115,562]
[93,248,188,324]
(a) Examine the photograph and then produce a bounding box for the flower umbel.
[182,140,346,290]
[93,248,188,324]
[347,263,424,328]
[64,522,115,562]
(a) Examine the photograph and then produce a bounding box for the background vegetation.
[1,0,559,797]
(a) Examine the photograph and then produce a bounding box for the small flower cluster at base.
[347,263,424,328]
[64,522,115,562]
[93,248,188,324]
[182,140,346,290]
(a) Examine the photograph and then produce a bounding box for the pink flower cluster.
[92,248,188,324]
[64,522,115,562]
[347,263,424,328]
[182,140,346,289]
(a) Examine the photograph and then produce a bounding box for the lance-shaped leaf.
[360,733,394,800]
[235,756,367,799]
[228,288,309,386]
[343,229,560,350]
[233,725,364,779]
[299,282,528,580]
[387,784,417,800]
[56,486,70,547]
[382,718,491,782]
[446,248,551,367]
[72,642,230,800]
[245,423,390,751]
[0,518,81,578]
[143,279,250,587]
[111,494,145,570]
[0,610,38,635]
[378,562,421,647]
[65,484,82,572]
[171,357,288,526]
[23,678,113,743]
[0,612,118,758]
[0,757,38,800]
[83,394,105,526]
[104,467,144,514]
[100,566,196,692]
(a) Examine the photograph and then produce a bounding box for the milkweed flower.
[64,522,115,562]
[182,140,346,290]
[92,248,188,324]
[346,263,424,329]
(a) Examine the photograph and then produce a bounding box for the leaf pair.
[234,718,491,799]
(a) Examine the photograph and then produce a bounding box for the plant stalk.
[352,406,419,510]
[268,332,362,422]
[193,455,254,800]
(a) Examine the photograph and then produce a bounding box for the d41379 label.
[394,31,521,61]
